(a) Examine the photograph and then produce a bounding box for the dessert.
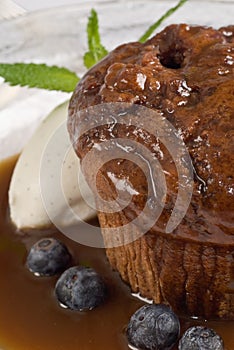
[68,24,234,319]
[9,102,96,230]
[26,237,71,276]
[178,326,224,350]
[127,304,180,350]
[55,265,107,311]
[0,157,233,349]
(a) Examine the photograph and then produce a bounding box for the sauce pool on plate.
[0,156,233,350]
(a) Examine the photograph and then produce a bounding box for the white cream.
[9,101,96,230]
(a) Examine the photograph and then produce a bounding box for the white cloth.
[14,0,113,11]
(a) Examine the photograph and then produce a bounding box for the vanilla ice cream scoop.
[9,101,96,230]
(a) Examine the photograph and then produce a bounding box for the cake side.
[68,24,234,318]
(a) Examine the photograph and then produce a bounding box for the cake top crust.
[68,24,234,246]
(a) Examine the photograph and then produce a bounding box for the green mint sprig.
[0,63,79,92]
[139,0,188,43]
[83,9,108,69]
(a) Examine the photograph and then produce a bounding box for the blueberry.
[127,304,180,350]
[26,238,71,276]
[178,326,224,350]
[55,266,107,311]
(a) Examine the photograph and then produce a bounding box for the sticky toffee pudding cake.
[68,24,234,319]
[1,156,234,350]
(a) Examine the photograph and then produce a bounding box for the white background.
[13,0,234,12]
[13,0,115,11]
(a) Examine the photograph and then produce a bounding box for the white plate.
[0,0,233,160]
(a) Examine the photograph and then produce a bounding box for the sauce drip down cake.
[68,24,234,319]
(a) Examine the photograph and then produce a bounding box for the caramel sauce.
[0,156,233,350]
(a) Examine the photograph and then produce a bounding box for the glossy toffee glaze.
[69,24,234,246]
[0,156,233,350]
[68,24,234,319]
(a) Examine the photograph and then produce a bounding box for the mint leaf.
[83,9,108,69]
[138,0,188,43]
[0,63,79,92]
